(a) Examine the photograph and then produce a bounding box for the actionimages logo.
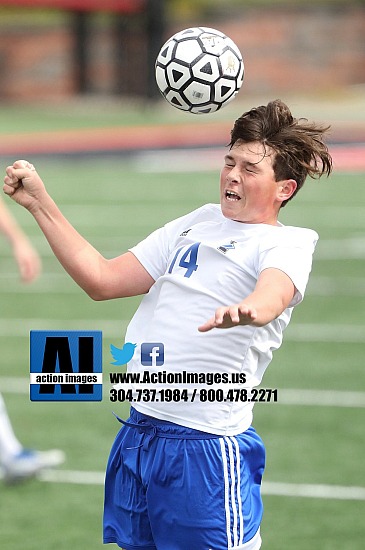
[30,331,102,402]
[109,341,164,367]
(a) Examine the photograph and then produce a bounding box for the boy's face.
[220,141,293,225]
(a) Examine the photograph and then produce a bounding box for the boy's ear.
[277,179,297,202]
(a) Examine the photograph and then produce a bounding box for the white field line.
[38,469,105,485]
[33,469,365,501]
[0,318,364,343]
[134,146,365,175]
[4,193,365,232]
[2,465,363,501]
[0,318,129,338]
[315,236,365,259]
[1,274,365,296]
[2,235,365,261]
[261,482,365,501]
[307,276,365,296]
[285,323,365,343]
[1,376,364,408]
[274,389,365,408]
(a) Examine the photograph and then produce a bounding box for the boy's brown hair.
[230,99,332,206]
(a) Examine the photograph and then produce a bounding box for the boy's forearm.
[30,192,105,298]
[239,288,287,327]
[198,268,295,332]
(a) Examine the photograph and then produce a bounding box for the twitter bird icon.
[110,342,137,366]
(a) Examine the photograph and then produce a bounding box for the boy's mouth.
[225,190,241,201]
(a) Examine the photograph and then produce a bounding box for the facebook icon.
[141,343,164,367]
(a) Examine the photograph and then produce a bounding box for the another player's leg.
[0,392,65,483]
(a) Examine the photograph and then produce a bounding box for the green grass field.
[0,149,364,549]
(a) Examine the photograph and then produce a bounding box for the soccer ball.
[155,27,244,114]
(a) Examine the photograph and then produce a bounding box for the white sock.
[0,392,22,464]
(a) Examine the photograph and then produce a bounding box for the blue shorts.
[103,408,265,550]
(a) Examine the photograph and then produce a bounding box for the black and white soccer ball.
[155,27,244,114]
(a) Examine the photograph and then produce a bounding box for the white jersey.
[123,204,318,435]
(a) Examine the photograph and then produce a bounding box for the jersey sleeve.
[258,227,319,307]
[129,204,221,281]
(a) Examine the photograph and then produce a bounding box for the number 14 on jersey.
[168,242,201,278]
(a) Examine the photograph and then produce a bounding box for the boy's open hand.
[198,303,258,332]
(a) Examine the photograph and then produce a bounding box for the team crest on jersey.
[217,240,237,254]
[180,228,192,237]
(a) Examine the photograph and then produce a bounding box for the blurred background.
[0,1,364,549]
[0,0,364,101]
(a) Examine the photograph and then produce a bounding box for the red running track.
[0,123,364,171]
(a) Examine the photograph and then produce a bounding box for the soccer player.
[0,195,65,483]
[3,100,332,547]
